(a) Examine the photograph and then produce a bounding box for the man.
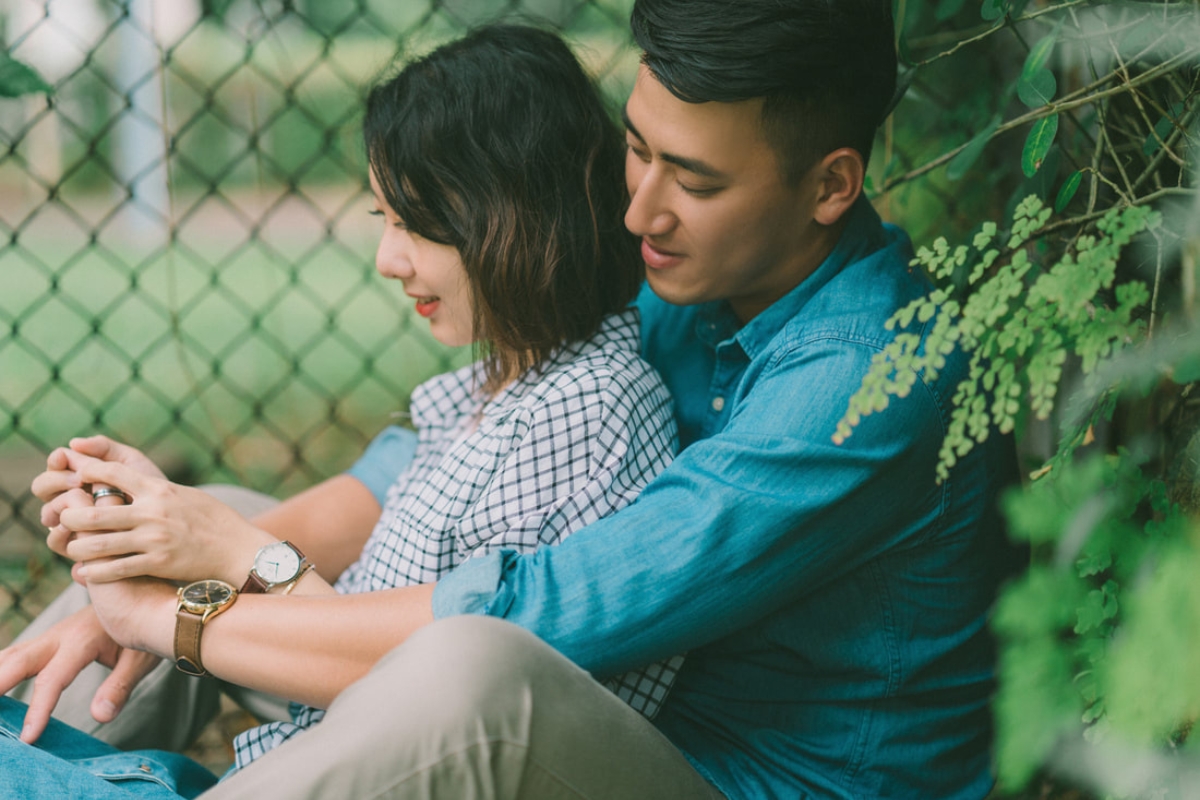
[11,1,1017,797]
[203,1,1017,797]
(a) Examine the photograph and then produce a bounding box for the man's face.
[624,65,829,323]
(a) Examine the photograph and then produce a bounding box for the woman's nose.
[375,232,414,280]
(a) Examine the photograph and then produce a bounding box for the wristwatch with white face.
[241,541,310,594]
[175,579,238,677]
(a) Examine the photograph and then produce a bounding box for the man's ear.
[812,148,864,226]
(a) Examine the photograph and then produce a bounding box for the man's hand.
[85,575,178,660]
[0,606,161,744]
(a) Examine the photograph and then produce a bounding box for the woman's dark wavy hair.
[363,25,640,393]
[631,0,897,182]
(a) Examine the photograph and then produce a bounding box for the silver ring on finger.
[92,487,130,504]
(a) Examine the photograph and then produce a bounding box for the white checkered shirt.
[232,308,684,770]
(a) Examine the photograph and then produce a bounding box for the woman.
[0,25,679,797]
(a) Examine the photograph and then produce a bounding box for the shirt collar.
[699,196,888,359]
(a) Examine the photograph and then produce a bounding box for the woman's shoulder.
[518,309,667,410]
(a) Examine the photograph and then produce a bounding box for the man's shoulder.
[783,222,927,352]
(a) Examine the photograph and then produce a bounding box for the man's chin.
[645,272,711,307]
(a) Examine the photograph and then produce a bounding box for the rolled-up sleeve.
[345,426,418,506]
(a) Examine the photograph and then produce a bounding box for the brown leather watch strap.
[240,571,270,594]
[174,608,207,676]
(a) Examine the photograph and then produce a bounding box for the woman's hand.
[0,606,161,744]
[34,436,166,530]
[55,453,278,586]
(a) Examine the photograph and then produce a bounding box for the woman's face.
[369,169,474,348]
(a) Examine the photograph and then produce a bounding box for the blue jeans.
[0,696,217,799]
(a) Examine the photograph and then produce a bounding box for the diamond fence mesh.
[0,0,641,640]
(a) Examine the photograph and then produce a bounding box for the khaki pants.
[7,485,291,752]
[203,615,725,800]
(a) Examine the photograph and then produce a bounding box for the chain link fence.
[0,0,640,639]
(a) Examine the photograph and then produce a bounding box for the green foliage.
[0,53,51,98]
[1022,114,1060,177]
[850,0,1199,795]
[948,115,1002,181]
[834,196,1159,483]
[994,450,1195,791]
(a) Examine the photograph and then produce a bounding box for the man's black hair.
[631,0,897,181]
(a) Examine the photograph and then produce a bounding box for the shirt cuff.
[345,426,418,506]
[432,550,519,619]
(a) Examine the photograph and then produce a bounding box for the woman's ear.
[812,147,864,227]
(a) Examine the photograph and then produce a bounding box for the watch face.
[255,542,302,583]
[181,579,235,611]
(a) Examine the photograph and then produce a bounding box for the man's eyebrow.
[621,105,727,181]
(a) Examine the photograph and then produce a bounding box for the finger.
[70,435,141,467]
[62,455,152,499]
[91,650,160,724]
[31,463,81,504]
[40,493,72,528]
[46,447,71,471]
[76,554,159,584]
[71,562,88,586]
[46,525,73,558]
[41,486,94,530]
[65,532,142,564]
[0,641,44,697]
[59,504,137,535]
[21,667,70,743]
[91,483,128,508]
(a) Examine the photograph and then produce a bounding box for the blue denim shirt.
[432,198,1019,799]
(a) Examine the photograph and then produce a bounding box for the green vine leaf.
[1022,114,1059,177]
[981,0,1008,21]
[1017,69,1056,108]
[948,115,1002,181]
[1022,30,1058,77]
[936,0,969,21]
[1018,30,1059,108]
[1054,170,1083,213]
[1142,101,1185,156]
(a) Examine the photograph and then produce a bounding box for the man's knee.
[335,616,568,732]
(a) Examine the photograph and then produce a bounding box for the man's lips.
[640,238,684,269]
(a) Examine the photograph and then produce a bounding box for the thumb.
[69,435,120,461]
[91,649,160,724]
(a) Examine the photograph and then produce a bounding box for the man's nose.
[625,168,675,238]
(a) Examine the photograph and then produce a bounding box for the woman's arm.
[55,455,378,590]
[247,474,381,584]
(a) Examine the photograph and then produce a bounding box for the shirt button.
[711,397,725,412]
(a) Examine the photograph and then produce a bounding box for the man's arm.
[432,338,949,677]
